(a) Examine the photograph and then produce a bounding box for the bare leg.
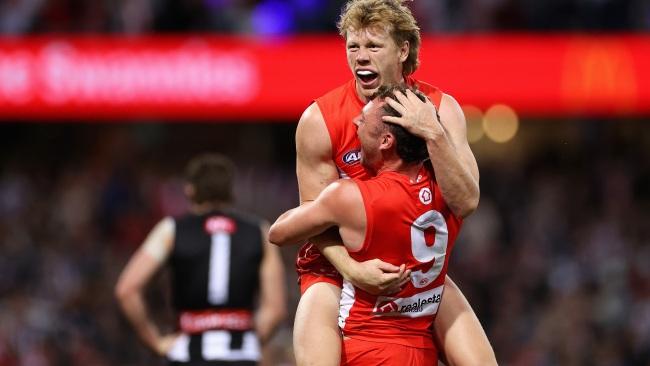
[434,275,497,366]
[293,282,342,366]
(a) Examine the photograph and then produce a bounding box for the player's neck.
[377,159,423,182]
[191,201,229,215]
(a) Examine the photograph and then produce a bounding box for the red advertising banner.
[0,34,648,121]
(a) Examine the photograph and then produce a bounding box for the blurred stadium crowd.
[0,124,301,365]
[0,120,649,365]
[1,0,650,34]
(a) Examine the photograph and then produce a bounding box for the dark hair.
[373,84,429,163]
[184,153,234,204]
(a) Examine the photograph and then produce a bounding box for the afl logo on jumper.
[342,149,361,165]
[419,187,432,205]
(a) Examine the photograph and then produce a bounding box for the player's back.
[339,165,462,350]
[168,209,264,364]
[171,210,263,310]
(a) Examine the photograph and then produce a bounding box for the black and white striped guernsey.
[166,209,264,366]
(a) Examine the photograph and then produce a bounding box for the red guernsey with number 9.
[338,166,462,351]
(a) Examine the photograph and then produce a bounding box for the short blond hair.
[337,0,421,76]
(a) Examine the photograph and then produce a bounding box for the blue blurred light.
[251,0,296,35]
[293,0,326,14]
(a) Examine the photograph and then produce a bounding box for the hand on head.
[382,89,443,141]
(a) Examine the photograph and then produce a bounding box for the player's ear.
[380,132,395,151]
[184,183,196,200]
[399,41,409,63]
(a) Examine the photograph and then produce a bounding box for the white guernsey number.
[207,232,231,304]
[410,210,448,288]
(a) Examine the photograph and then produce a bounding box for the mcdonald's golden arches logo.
[561,39,637,113]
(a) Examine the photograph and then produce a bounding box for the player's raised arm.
[382,90,479,218]
[436,93,480,209]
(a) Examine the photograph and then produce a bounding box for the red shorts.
[296,242,343,294]
[341,337,436,366]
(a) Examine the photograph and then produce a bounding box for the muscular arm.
[293,103,353,271]
[292,103,406,292]
[384,91,495,365]
[115,218,178,356]
[431,94,480,216]
[383,91,479,218]
[268,193,338,246]
[269,181,363,250]
[295,103,340,203]
[255,222,287,345]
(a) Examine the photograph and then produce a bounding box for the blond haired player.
[291,1,496,365]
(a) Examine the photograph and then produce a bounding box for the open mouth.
[356,70,379,85]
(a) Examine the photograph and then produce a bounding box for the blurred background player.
[115,153,286,365]
[272,85,466,366]
[293,1,494,365]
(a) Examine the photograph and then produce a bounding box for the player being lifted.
[289,1,496,365]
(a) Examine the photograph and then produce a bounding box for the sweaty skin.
[290,22,495,366]
[293,102,494,365]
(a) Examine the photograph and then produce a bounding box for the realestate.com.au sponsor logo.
[372,285,444,318]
